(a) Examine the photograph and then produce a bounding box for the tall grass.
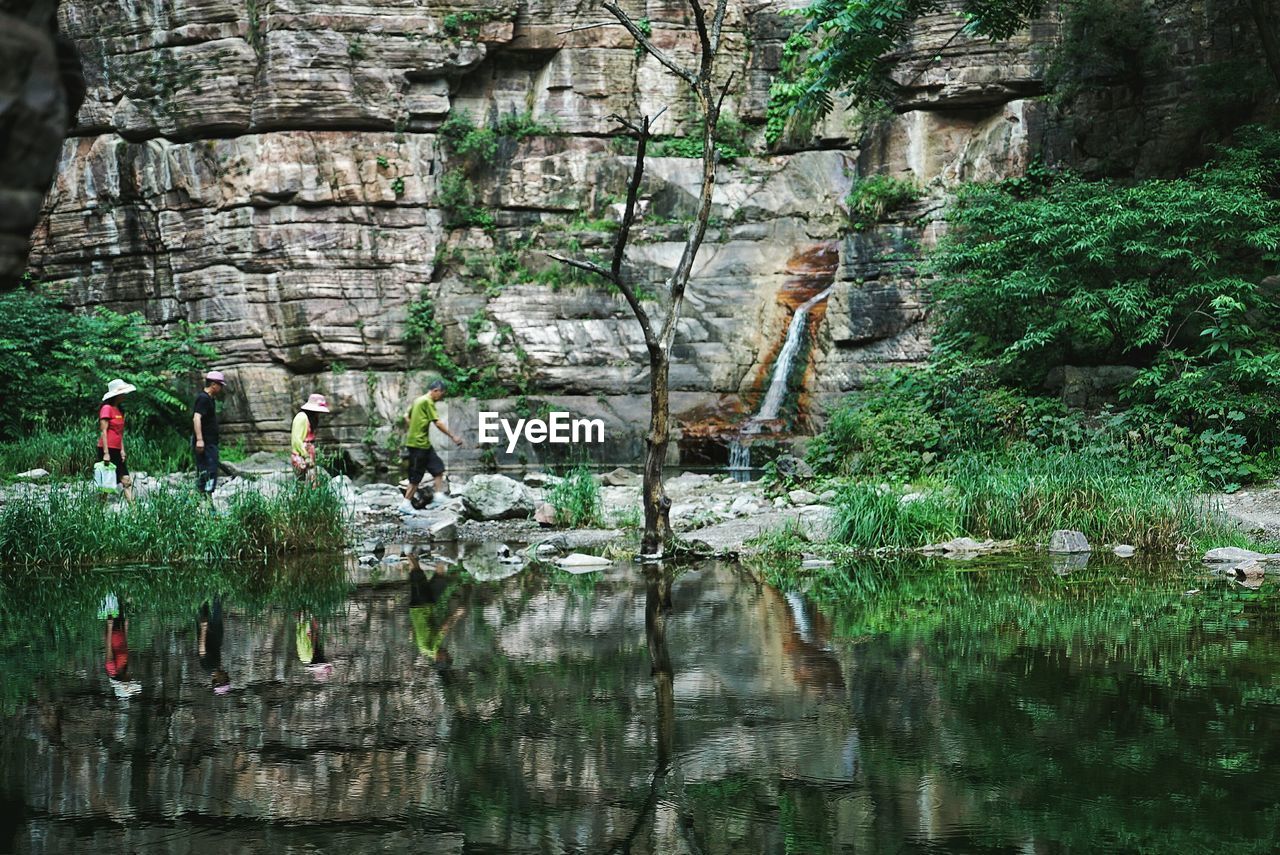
[0,481,349,567]
[548,465,604,528]
[0,419,245,479]
[827,449,1237,552]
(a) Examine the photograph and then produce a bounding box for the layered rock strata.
[23,0,1275,468]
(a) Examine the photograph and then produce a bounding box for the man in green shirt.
[399,379,464,514]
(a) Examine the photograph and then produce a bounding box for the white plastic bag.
[94,460,118,493]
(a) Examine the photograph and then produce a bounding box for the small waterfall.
[729,287,832,475]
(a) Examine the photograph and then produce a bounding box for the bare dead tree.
[550,0,733,558]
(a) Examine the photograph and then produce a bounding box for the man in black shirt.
[193,370,227,497]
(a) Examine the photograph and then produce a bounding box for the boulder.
[922,537,996,554]
[1202,546,1277,563]
[1048,530,1091,554]
[601,467,640,487]
[523,471,562,487]
[773,454,814,482]
[401,511,459,541]
[729,496,758,516]
[221,451,291,477]
[15,469,49,480]
[1113,545,1136,558]
[534,502,557,526]
[459,474,536,521]
[788,489,819,506]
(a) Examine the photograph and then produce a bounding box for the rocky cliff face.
[23,0,1274,468]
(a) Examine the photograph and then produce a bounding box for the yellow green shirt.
[291,411,313,456]
[406,394,438,449]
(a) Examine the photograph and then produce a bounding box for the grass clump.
[819,449,1245,553]
[548,465,604,528]
[0,419,245,479]
[0,480,349,568]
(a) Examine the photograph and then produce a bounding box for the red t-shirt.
[98,404,124,449]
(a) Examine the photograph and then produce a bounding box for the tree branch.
[602,0,698,87]
[688,0,713,69]
[709,0,729,54]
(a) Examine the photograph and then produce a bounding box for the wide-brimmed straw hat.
[301,393,331,413]
[101,378,137,401]
[205,370,227,385]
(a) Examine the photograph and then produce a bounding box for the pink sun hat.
[301,393,331,413]
[205,370,227,385]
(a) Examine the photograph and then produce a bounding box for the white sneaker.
[430,493,449,506]
[396,499,416,515]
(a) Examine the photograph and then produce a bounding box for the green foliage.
[0,419,233,479]
[436,111,553,229]
[846,173,919,229]
[0,480,349,567]
[820,448,1229,552]
[649,113,752,161]
[766,0,1043,143]
[0,288,216,441]
[403,292,508,397]
[931,127,1280,446]
[830,482,960,549]
[548,465,605,528]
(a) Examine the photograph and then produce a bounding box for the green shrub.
[931,127,1280,445]
[846,174,919,230]
[0,288,216,441]
[548,465,604,528]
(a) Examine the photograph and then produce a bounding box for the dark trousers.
[195,441,219,494]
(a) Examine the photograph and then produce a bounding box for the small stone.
[15,468,49,480]
[1232,559,1265,581]
[800,558,835,569]
[729,496,757,516]
[773,454,814,481]
[523,471,561,487]
[788,489,819,506]
[358,554,378,566]
[601,467,640,487]
[428,517,457,541]
[534,502,557,526]
[818,489,837,503]
[1048,530,1091,553]
[1113,545,1136,558]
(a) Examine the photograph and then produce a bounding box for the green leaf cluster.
[932,126,1280,441]
[0,287,216,441]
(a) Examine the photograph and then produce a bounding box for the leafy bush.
[0,288,215,441]
[649,114,752,161]
[548,465,604,528]
[846,174,919,229]
[932,127,1280,444]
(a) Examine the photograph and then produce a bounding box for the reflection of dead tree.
[608,566,703,854]
[551,0,732,558]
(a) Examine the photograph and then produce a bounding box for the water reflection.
[1,552,1280,852]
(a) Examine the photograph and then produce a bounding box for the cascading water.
[729,287,832,474]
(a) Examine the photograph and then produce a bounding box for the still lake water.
[1,547,1279,854]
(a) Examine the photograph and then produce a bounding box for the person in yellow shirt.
[291,394,330,483]
[398,379,463,514]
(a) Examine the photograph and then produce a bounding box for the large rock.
[459,474,535,521]
[1048,530,1091,554]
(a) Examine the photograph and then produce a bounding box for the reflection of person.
[408,555,464,666]
[97,378,137,502]
[291,394,330,483]
[101,594,141,699]
[197,599,231,694]
[192,371,227,498]
[295,613,333,676]
[398,380,464,514]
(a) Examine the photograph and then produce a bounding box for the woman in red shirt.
[98,378,137,502]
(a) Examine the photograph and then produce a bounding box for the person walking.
[398,379,463,514]
[192,371,226,498]
[291,394,330,483]
[97,378,136,502]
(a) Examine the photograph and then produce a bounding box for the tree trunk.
[641,348,672,556]
[1245,0,1280,88]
